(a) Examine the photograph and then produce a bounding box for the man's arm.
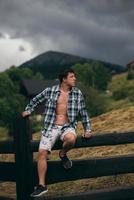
[22,88,48,117]
[82,130,92,139]
[22,110,31,117]
[79,92,92,139]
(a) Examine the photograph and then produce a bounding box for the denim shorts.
[39,125,76,152]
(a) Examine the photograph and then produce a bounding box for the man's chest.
[45,90,79,108]
[56,92,69,105]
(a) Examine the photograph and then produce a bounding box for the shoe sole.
[30,189,48,197]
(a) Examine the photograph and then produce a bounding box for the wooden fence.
[0,116,134,200]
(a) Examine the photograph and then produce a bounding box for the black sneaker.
[59,151,72,169]
[30,185,48,197]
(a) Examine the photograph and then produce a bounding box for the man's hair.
[58,68,75,83]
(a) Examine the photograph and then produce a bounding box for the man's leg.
[37,130,59,187]
[30,149,48,197]
[59,132,77,169]
[60,132,76,156]
[38,149,48,186]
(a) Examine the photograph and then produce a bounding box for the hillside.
[91,106,134,134]
[106,72,134,110]
[1,106,134,199]
[19,51,126,79]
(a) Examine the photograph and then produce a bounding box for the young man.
[22,68,92,197]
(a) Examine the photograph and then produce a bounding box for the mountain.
[19,51,126,79]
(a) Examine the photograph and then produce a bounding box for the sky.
[0,0,134,72]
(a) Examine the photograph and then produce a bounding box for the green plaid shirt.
[25,85,91,136]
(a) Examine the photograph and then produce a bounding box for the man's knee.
[63,133,77,145]
[38,149,48,160]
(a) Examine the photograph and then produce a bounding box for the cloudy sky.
[0,0,134,71]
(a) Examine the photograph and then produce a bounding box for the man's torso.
[54,90,69,125]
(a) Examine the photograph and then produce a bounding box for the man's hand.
[82,131,92,139]
[21,111,31,117]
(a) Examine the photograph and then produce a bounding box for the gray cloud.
[18,45,26,52]
[0,32,5,38]
[0,0,134,68]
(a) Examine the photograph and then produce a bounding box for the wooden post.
[14,116,34,200]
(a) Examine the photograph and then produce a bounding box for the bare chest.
[57,92,69,106]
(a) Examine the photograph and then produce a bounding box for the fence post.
[14,116,34,200]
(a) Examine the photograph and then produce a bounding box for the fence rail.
[33,154,134,185]
[1,131,134,153]
[0,140,14,153]
[0,117,134,200]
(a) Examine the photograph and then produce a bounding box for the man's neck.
[60,83,72,93]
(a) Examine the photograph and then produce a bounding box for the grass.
[0,127,11,141]
[108,72,134,92]
[105,72,134,111]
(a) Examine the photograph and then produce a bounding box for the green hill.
[19,51,126,79]
[107,72,134,109]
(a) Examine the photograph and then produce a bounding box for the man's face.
[64,72,76,87]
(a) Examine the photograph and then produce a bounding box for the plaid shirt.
[25,85,91,136]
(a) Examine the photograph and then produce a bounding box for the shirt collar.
[55,84,76,93]
[55,84,60,92]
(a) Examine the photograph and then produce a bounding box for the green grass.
[105,72,134,111]
[0,127,11,141]
[108,72,134,92]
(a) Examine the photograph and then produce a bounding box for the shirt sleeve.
[25,88,48,113]
[79,91,91,132]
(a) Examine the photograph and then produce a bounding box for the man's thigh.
[60,127,77,141]
[39,128,60,152]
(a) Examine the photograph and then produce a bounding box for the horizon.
[0,50,127,73]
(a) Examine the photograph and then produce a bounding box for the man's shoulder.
[73,87,82,94]
[46,84,59,92]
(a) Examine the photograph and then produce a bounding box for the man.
[22,68,92,197]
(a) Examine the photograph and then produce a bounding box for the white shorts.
[39,125,76,152]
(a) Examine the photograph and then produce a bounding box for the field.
[0,105,134,199]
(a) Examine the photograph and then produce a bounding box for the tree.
[6,66,44,88]
[0,94,26,132]
[77,82,109,117]
[0,66,44,132]
[127,69,134,80]
[72,63,111,90]
[0,72,16,97]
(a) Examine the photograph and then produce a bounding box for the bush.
[72,63,111,91]
[127,70,134,80]
[78,83,109,117]
[112,85,134,102]
[113,90,128,100]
